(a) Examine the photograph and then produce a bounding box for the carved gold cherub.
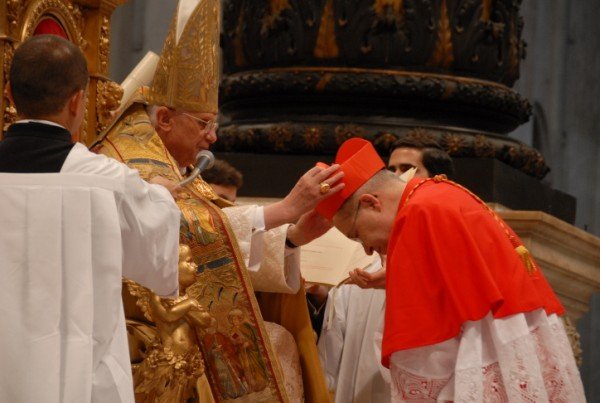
[129,244,211,402]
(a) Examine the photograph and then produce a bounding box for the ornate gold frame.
[0,0,127,145]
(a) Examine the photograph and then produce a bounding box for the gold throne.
[0,0,127,145]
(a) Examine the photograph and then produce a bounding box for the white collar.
[15,119,67,130]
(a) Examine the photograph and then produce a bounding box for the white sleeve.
[222,204,301,293]
[317,285,351,390]
[117,170,181,297]
[61,144,180,297]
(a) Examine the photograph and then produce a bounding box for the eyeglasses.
[181,112,219,133]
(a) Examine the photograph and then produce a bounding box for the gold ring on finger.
[319,182,331,194]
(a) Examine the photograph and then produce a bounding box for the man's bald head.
[333,169,405,255]
[9,35,88,118]
[336,169,400,217]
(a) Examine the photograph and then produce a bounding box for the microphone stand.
[179,167,201,187]
[178,150,215,186]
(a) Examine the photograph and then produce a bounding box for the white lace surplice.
[390,309,586,402]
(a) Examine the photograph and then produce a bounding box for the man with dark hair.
[0,35,181,402]
[8,35,88,119]
[201,159,244,203]
[388,135,454,178]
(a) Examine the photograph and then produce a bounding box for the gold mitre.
[146,0,220,113]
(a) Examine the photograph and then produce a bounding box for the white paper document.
[300,227,375,286]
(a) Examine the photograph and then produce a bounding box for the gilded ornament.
[262,0,291,36]
[268,125,293,151]
[6,0,24,36]
[314,0,339,59]
[373,0,404,17]
[239,128,256,147]
[96,80,124,133]
[374,132,398,150]
[126,244,212,402]
[335,124,365,144]
[3,43,16,132]
[427,0,453,69]
[473,134,495,158]
[403,128,440,148]
[303,126,322,150]
[442,132,467,155]
[20,0,85,48]
[99,15,110,73]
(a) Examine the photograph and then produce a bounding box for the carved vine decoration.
[98,15,111,74]
[96,80,124,134]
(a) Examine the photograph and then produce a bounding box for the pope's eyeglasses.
[181,112,219,134]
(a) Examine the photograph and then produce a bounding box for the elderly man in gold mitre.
[93,0,340,401]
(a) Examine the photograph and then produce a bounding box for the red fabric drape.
[33,17,68,39]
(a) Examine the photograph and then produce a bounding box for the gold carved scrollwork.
[303,126,322,150]
[98,15,110,73]
[20,0,86,48]
[268,124,293,151]
[6,0,25,37]
[2,42,17,132]
[96,80,123,133]
[442,132,468,155]
[473,134,495,158]
[374,132,398,150]
[335,123,365,144]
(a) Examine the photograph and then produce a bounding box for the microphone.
[178,150,215,186]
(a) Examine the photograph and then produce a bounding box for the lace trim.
[391,367,449,402]
[391,314,586,402]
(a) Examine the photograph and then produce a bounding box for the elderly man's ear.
[155,106,174,133]
[358,193,381,211]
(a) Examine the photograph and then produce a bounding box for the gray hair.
[145,104,160,127]
[338,169,399,217]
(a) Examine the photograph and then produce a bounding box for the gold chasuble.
[95,104,288,402]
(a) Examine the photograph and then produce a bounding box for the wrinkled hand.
[150,175,182,200]
[286,210,332,247]
[347,267,386,289]
[282,164,345,221]
[263,164,345,230]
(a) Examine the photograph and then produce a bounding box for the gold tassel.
[515,245,537,275]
